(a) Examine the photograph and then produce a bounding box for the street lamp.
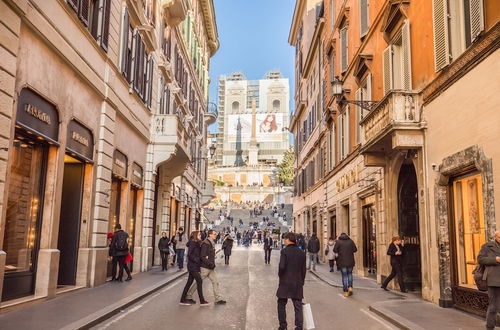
[332,76,379,112]
[190,144,216,165]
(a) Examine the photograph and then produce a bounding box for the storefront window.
[108,180,121,233]
[4,142,46,273]
[453,173,486,288]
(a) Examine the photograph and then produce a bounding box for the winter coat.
[187,240,202,272]
[158,237,170,252]
[478,240,500,287]
[264,236,274,250]
[110,230,129,257]
[387,243,404,265]
[200,239,216,270]
[325,242,337,260]
[175,232,187,249]
[222,237,234,256]
[333,233,357,268]
[307,236,320,253]
[276,244,307,299]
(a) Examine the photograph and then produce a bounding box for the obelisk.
[248,98,258,166]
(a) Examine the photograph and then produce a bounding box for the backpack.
[473,264,488,291]
[114,232,128,251]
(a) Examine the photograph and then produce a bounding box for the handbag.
[303,302,315,329]
[473,264,488,291]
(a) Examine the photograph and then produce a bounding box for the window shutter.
[360,0,368,37]
[344,106,350,156]
[469,0,484,41]
[338,115,343,159]
[366,73,372,102]
[67,0,78,12]
[79,0,90,27]
[120,9,129,76]
[432,0,450,71]
[130,31,138,86]
[382,46,393,95]
[330,0,335,29]
[100,0,111,51]
[355,89,361,144]
[340,27,348,72]
[402,20,412,90]
[146,57,153,108]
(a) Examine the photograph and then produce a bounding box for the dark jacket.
[158,237,170,252]
[200,239,216,269]
[264,236,273,250]
[222,237,234,256]
[307,236,320,253]
[387,242,403,264]
[478,240,500,287]
[276,244,306,299]
[110,230,129,257]
[333,233,357,268]
[187,240,202,272]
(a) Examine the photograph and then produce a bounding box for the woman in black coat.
[222,234,234,265]
[180,231,208,305]
[381,236,407,292]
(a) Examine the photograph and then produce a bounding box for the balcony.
[162,0,188,26]
[360,91,425,160]
[201,181,216,206]
[204,102,218,126]
[152,114,191,177]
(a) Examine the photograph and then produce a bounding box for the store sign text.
[72,131,89,147]
[25,104,51,125]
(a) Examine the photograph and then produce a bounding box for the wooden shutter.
[344,106,350,155]
[146,57,153,108]
[67,0,78,12]
[338,115,343,159]
[130,30,138,85]
[360,0,369,37]
[432,0,450,71]
[469,0,484,41]
[366,73,372,102]
[100,0,111,51]
[382,46,393,95]
[330,0,335,29]
[355,89,361,144]
[340,26,348,72]
[121,9,130,77]
[79,0,90,27]
[402,20,412,90]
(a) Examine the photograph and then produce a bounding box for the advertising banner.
[227,113,283,143]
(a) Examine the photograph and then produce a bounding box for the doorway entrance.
[57,155,85,286]
[329,209,336,239]
[397,163,421,291]
[362,204,377,277]
[128,187,138,272]
[107,178,122,278]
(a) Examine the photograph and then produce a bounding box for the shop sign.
[16,88,59,143]
[66,120,94,162]
[131,162,143,187]
[112,149,128,178]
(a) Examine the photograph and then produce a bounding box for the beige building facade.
[0,0,218,308]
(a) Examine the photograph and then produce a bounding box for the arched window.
[232,101,240,112]
[273,99,280,111]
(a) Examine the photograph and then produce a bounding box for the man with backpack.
[478,230,500,330]
[110,224,132,281]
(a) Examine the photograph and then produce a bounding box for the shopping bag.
[302,302,315,329]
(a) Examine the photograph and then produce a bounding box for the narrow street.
[91,246,395,330]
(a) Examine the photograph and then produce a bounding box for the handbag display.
[302,302,315,329]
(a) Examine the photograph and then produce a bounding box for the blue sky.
[208,0,296,131]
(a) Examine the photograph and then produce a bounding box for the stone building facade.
[0,0,218,308]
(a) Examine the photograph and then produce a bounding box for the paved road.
[91,245,396,330]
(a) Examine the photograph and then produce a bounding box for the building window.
[338,107,350,160]
[273,100,280,111]
[355,73,372,144]
[330,0,335,30]
[433,0,484,71]
[232,101,240,112]
[66,0,111,51]
[360,0,369,37]
[159,80,171,114]
[340,25,348,72]
[452,173,486,289]
[382,20,411,94]
[327,126,336,170]
[162,26,172,60]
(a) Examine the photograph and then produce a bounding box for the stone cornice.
[288,0,307,45]
[199,0,219,56]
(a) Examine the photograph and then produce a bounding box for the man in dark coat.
[381,236,407,292]
[333,232,357,296]
[478,230,500,330]
[276,232,306,330]
[110,224,131,281]
[157,232,170,271]
[264,232,274,264]
[307,233,320,271]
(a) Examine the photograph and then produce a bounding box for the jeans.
[181,271,205,302]
[159,250,169,270]
[186,267,223,301]
[265,248,272,264]
[277,298,303,330]
[340,267,353,292]
[486,286,500,330]
[308,253,318,270]
[382,261,406,291]
[176,248,185,269]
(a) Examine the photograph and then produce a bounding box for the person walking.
[180,231,209,306]
[334,232,357,297]
[222,234,234,265]
[110,224,132,282]
[381,236,407,292]
[264,232,273,264]
[276,232,306,330]
[325,237,337,272]
[158,232,170,271]
[185,230,226,304]
[236,231,241,246]
[478,230,500,330]
[307,233,320,271]
[170,234,177,266]
[107,232,118,281]
[175,227,187,270]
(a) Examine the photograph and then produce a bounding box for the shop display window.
[452,173,486,288]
